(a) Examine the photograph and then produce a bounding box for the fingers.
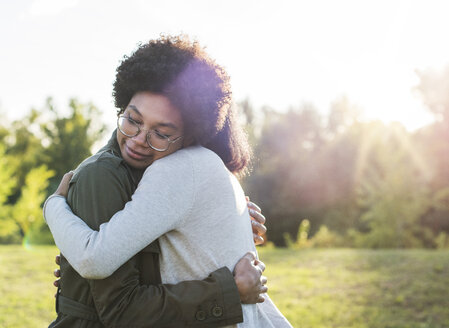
[255,259,266,273]
[242,251,257,262]
[258,275,268,302]
[53,258,61,296]
[253,233,264,246]
[54,171,74,197]
[247,201,262,214]
[61,171,74,184]
[251,219,267,235]
[249,208,265,225]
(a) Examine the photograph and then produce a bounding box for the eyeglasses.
[117,115,183,152]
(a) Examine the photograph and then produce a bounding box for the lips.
[125,144,151,161]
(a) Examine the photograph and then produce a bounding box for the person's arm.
[45,152,196,278]
[63,159,248,327]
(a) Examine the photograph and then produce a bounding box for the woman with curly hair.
[44,35,291,327]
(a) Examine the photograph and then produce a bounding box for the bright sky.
[1,0,448,131]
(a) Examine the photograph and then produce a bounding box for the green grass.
[259,248,449,328]
[1,246,449,328]
[0,245,56,328]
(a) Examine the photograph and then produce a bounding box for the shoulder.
[155,146,221,165]
[68,150,133,223]
[72,150,128,186]
[147,146,223,173]
[140,146,215,188]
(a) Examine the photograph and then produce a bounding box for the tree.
[4,109,47,203]
[243,105,326,245]
[11,165,54,239]
[0,145,18,242]
[0,97,107,244]
[40,97,107,192]
[354,123,432,248]
[414,65,449,237]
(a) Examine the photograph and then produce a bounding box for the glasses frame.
[117,115,183,152]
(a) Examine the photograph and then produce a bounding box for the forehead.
[126,92,183,129]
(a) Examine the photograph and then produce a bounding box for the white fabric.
[44,146,291,328]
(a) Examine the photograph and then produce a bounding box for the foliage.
[0,145,19,243]
[242,71,449,248]
[243,105,326,245]
[0,98,106,244]
[435,232,449,249]
[1,64,449,247]
[296,219,311,248]
[40,98,106,192]
[354,123,432,248]
[284,219,312,249]
[309,225,344,248]
[11,165,54,239]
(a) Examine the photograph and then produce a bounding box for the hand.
[53,255,61,298]
[54,171,74,198]
[246,197,267,245]
[233,252,268,304]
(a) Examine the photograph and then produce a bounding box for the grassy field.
[1,246,448,328]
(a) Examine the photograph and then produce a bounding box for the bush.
[435,231,449,249]
[309,225,344,248]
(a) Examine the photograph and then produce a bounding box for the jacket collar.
[101,129,145,186]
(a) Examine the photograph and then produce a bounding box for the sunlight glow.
[1,0,448,131]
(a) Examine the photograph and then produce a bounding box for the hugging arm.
[45,154,196,278]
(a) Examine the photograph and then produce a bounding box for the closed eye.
[154,130,170,139]
[126,115,143,126]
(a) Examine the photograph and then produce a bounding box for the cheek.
[117,131,126,145]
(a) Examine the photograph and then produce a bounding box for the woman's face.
[117,91,185,170]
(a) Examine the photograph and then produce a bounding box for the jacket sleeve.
[67,160,243,327]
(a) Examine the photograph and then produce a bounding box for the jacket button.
[212,306,223,317]
[195,310,206,321]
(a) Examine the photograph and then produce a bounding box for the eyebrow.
[126,105,179,130]
[127,105,142,116]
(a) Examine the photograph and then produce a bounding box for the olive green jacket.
[49,131,243,328]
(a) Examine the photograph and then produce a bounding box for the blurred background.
[1,1,449,327]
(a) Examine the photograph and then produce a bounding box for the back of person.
[153,146,274,328]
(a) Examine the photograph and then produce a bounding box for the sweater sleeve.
[44,151,195,279]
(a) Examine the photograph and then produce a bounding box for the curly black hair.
[113,35,251,175]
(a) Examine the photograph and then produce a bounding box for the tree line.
[242,66,449,248]
[0,66,448,248]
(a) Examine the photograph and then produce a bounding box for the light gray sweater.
[44,146,291,327]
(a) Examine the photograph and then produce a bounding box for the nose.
[132,131,149,148]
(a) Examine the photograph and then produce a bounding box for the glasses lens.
[118,116,139,137]
[147,132,170,151]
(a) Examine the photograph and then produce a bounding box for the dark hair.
[113,35,251,175]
